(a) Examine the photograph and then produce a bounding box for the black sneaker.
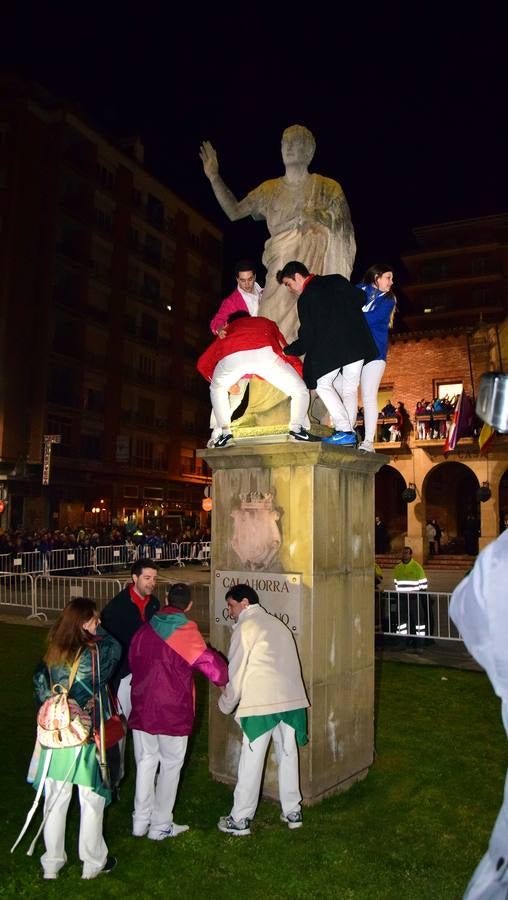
[288,427,321,442]
[100,856,117,875]
[82,856,117,880]
[214,432,236,448]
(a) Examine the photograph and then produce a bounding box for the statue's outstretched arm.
[199,141,248,222]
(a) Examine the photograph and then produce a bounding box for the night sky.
[5,4,507,292]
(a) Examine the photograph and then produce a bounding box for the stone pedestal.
[198,440,386,804]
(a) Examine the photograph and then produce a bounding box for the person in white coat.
[450,528,508,899]
[217,584,310,836]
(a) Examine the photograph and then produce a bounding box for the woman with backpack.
[31,597,121,880]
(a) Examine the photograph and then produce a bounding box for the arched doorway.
[498,468,508,532]
[424,462,479,554]
[375,466,407,552]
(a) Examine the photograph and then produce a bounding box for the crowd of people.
[0,524,211,559]
[356,400,411,444]
[19,565,307,879]
[197,256,397,450]
[415,395,459,440]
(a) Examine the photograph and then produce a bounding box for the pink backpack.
[36,651,91,749]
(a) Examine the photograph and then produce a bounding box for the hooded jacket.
[128,606,228,735]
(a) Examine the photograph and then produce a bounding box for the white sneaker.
[147,823,189,840]
[280,809,303,829]
[358,440,375,453]
[207,429,221,448]
[217,815,251,836]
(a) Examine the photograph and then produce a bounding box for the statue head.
[281,125,316,167]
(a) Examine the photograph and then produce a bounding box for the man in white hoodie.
[217,584,310,836]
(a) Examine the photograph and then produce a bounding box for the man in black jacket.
[101,558,160,783]
[278,261,378,446]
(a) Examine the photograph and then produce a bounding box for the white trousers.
[209,378,249,435]
[210,347,309,432]
[132,730,188,833]
[41,779,107,879]
[360,359,386,442]
[116,673,132,719]
[231,722,302,822]
[315,359,364,432]
[116,673,132,781]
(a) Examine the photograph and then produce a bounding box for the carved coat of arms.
[230,491,281,571]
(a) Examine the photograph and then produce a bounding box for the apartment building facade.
[0,77,221,530]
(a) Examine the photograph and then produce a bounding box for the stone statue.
[199,125,356,344]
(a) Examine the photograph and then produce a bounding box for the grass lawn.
[1,623,506,899]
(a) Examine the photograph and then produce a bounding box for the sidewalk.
[375,634,480,671]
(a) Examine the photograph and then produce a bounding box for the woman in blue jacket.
[357,265,397,453]
[32,597,121,880]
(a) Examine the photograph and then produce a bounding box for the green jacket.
[31,628,121,800]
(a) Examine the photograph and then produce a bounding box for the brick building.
[0,76,222,531]
[367,214,508,561]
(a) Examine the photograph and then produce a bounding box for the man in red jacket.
[197,311,320,447]
[128,582,228,840]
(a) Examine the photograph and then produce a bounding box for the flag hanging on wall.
[443,391,475,454]
[478,422,495,455]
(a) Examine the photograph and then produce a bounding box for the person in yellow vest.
[392,547,428,650]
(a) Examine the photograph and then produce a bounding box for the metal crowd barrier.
[134,542,211,568]
[45,547,91,574]
[0,572,36,616]
[0,575,460,646]
[93,544,132,573]
[135,543,180,565]
[193,541,210,566]
[0,551,45,574]
[33,575,123,620]
[0,544,133,575]
[0,541,212,576]
[375,590,462,641]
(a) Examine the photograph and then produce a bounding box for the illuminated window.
[436,381,462,400]
[376,385,395,412]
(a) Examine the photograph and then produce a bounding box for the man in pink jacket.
[210,259,263,336]
[207,260,264,446]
